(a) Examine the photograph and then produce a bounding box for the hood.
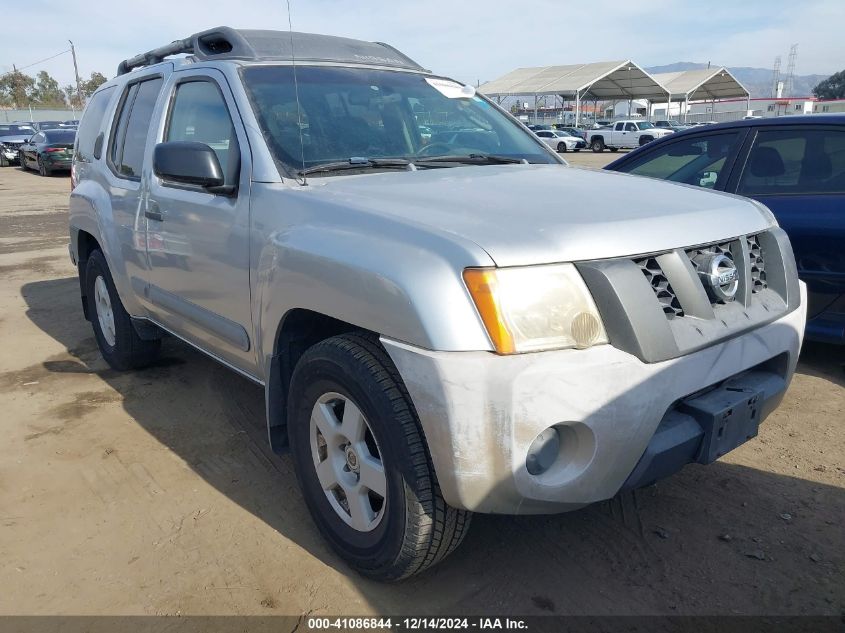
[0,135,30,143]
[297,164,772,267]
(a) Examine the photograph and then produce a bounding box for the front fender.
[253,222,495,374]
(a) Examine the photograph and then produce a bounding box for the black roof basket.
[117,26,429,75]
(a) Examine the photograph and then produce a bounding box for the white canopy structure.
[650,67,750,120]
[479,60,669,125]
[651,67,750,102]
[479,62,751,124]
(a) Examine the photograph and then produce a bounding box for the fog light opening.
[526,427,560,476]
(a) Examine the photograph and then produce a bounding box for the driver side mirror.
[153,141,232,194]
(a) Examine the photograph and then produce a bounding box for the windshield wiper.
[297,157,413,176]
[414,153,528,166]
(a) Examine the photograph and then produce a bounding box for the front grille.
[577,228,794,364]
[629,232,770,321]
[747,234,767,293]
[635,256,684,317]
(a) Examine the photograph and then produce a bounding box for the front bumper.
[2,149,19,162]
[383,282,806,514]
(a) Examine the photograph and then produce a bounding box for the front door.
[144,69,255,374]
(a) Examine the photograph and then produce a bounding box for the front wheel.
[556,142,567,153]
[19,153,28,170]
[639,136,654,146]
[288,333,471,581]
[609,147,619,152]
[85,250,161,370]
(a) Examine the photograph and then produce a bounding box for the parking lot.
[0,158,843,616]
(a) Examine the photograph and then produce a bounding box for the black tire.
[84,249,161,370]
[610,147,619,152]
[19,153,28,170]
[556,142,567,153]
[0,153,8,167]
[639,136,653,146]
[573,148,581,152]
[37,155,51,177]
[591,138,605,152]
[288,332,471,581]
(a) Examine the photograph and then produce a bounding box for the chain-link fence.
[1,106,82,123]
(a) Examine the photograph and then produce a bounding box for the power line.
[0,48,72,79]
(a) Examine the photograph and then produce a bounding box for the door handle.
[145,202,163,222]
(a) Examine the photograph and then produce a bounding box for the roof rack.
[117,26,429,76]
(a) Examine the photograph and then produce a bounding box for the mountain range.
[645,62,829,99]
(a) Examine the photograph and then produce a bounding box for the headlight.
[463,264,608,354]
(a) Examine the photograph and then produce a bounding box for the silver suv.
[69,27,807,581]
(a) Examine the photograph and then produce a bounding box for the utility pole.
[69,40,83,107]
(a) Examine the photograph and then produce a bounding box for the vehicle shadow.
[19,276,845,616]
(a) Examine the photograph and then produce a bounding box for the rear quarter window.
[76,86,115,161]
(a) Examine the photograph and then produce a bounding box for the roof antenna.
[287,0,307,185]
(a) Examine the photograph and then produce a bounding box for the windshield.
[0,125,34,136]
[637,122,655,130]
[242,66,556,174]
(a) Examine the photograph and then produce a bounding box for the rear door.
[728,125,845,315]
[104,71,169,312]
[611,122,625,146]
[23,132,43,163]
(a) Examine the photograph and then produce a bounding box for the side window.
[738,128,845,195]
[625,123,637,132]
[537,131,551,138]
[617,132,742,189]
[76,86,115,161]
[110,77,164,179]
[614,123,624,131]
[165,80,239,183]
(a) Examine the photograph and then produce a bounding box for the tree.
[32,71,67,107]
[81,71,108,97]
[0,70,35,108]
[813,70,845,100]
[64,84,84,109]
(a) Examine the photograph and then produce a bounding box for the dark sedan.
[606,114,845,344]
[19,128,77,176]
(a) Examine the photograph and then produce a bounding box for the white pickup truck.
[586,120,674,152]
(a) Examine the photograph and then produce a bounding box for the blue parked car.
[606,115,845,343]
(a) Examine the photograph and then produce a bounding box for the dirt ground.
[0,158,843,617]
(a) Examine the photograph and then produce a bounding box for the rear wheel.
[591,138,605,152]
[85,250,161,370]
[288,332,471,581]
[37,155,51,177]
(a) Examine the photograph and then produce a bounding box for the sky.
[1,0,843,89]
